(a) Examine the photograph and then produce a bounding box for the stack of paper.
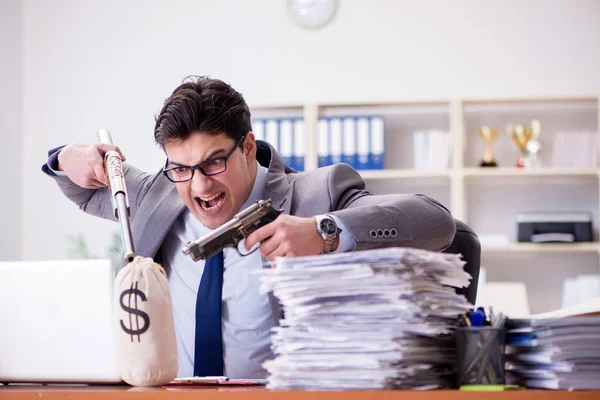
[506,298,600,390]
[259,247,472,390]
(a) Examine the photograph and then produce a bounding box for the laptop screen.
[0,259,122,384]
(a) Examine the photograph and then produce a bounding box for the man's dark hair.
[154,76,251,149]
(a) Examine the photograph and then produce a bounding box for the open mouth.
[196,192,225,212]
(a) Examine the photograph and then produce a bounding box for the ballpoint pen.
[471,308,486,327]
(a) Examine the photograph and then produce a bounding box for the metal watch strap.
[323,233,336,253]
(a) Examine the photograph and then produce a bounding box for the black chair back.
[443,219,481,305]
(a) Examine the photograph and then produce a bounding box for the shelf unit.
[358,169,451,180]
[462,167,599,177]
[251,96,600,313]
[251,96,600,229]
[482,242,600,253]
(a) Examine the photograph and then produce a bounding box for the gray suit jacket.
[43,141,456,320]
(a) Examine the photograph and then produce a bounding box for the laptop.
[0,259,122,384]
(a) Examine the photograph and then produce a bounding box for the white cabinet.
[251,96,600,313]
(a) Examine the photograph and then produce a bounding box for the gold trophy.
[479,126,500,167]
[506,119,541,168]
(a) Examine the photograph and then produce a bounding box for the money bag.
[114,256,178,386]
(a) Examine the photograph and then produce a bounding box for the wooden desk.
[1,386,599,400]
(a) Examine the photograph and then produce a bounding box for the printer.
[517,212,594,243]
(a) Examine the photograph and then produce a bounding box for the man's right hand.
[57,144,126,189]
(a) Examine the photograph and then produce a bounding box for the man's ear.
[244,132,257,164]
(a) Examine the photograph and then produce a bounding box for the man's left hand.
[244,215,324,262]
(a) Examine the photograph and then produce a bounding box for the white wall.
[1,0,23,260]
[17,0,600,261]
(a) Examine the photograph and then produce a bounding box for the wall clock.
[287,0,338,30]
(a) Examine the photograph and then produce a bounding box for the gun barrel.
[97,129,136,263]
[182,230,233,262]
[182,243,213,262]
[182,240,198,257]
[116,193,135,263]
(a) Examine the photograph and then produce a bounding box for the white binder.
[370,116,385,169]
[413,130,427,170]
[252,119,265,142]
[265,119,279,150]
[318,118,330,167]
[329,118,343,165]
[293,119,305,171]
[279,119,294,167]
[342,117,357,169]
[356,117,370,170]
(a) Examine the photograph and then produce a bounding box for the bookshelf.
[358,169,451,180]
[462,167,599,177]
[482,242,600,253]
[250,96,600,313]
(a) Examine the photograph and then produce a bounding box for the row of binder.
[252,118,305,171]
[318,116,385,170]
[252,116,387,172]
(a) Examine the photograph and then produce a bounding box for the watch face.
[320,218,337,235]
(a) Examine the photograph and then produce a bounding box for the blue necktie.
[193,251,224,376]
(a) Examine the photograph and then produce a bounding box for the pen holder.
[456,327,506,386]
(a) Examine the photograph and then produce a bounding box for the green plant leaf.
[108,231,124,275]
[66,233,96,259]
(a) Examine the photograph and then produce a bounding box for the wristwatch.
[315,215,339,253]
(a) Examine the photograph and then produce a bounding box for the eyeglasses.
[162,134,246,183]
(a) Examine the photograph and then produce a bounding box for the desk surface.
[1,386,599,400]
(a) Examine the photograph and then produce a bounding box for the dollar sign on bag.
[120,281,150,342]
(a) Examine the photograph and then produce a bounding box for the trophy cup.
[478,126,500,167]
[525,119,542,169]
[506,119,541,168]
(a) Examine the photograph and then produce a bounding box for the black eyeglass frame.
[162,134,247,182]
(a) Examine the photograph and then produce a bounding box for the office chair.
[443,219,481,305]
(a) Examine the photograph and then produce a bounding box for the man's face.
[164,131,257,229]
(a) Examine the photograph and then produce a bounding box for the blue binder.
[293,119,305,171]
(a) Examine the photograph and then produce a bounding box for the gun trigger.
[236,239,260,258]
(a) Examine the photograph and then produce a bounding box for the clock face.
[287,0,338,30]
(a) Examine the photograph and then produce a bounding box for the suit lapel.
[261,141,294,215]
[268,179,294,215]
[133,182,186,259]
[259,142,296,325]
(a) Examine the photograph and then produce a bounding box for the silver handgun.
[97,129,136,263]
[182,199,282,261]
